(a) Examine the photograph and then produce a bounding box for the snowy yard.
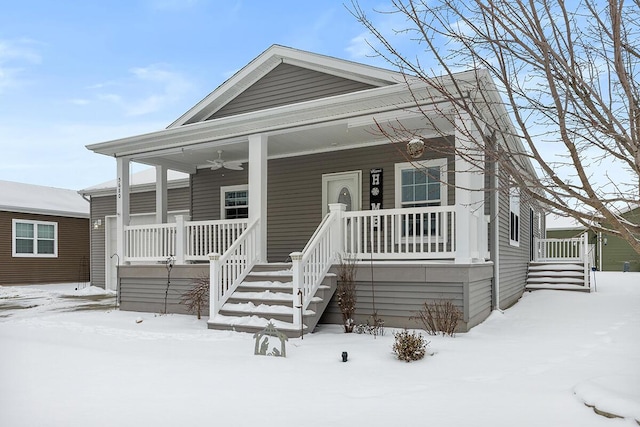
[0,273,638,427]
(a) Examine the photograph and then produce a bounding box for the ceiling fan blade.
[224,162,244,171]
[209,163,222,170]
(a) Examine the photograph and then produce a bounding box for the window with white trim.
[12,219,58,257]
[395,159,448,236]
[509,186,520,246]
[221,185,248,219]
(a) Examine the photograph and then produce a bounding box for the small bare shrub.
[336,254,357,333]
[354,314,385,336]
[413,299,462,337]
[181,275,209,319]
[392,329,429,362]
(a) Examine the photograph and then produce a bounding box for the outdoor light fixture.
[342,351,348,362]
[407,137,425,159]
[93,219,102,230]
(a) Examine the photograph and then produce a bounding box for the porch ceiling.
[124,112,455,173]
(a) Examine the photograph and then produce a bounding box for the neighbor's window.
[12,219,58,257]
[394,159,448,236]
[221,185,248,219]
[509,186,520,246]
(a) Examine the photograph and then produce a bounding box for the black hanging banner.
[370,168,383,211]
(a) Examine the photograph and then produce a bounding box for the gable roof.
[0,180,89,218]
[169,44,405,127]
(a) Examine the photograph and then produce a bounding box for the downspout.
[493,158,501,311]
[80,192,92,288]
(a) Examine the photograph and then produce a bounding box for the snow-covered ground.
[0,273,638,427]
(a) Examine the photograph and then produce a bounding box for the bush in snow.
[336,254,357,332]
[392,329,428,362]
[413,299,462,337]
[354,315,385,336]
[182,275,209,319]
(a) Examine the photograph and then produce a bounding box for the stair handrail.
[290,204,345,330]
[208,218,260,317]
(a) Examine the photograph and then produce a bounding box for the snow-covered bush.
[392,329,428,362]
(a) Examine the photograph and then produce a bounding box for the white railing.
[123,217,248,263]
[534,235,585,262]
[534,233,590,289]
[186,219,248,261]
[290,204,344,330]
[343,206,456,259]
[124,223,177,262]
[208,219,260,316]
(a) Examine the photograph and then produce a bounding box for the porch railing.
[123,217,248,263]
[124,223,177,262]
[186,219,248,261]
[343,206,456,259]
[290,204,343,331]
[534,233,590,288]
[209,219,260,316]
[534,235,586,262]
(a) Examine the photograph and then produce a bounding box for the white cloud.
[346,32,376,59]
[90,64,193,117]
[0,39,41,93]
[68,98,90,106]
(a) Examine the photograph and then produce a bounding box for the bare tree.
[350,0,640,255]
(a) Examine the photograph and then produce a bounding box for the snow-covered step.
[207,261,337,337]
[525,261,590,292]
[207,313,308,338]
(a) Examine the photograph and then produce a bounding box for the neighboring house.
[547,208,640,272]
[84,45,549,335]
[79,168,191,291]
[0,180,89,286]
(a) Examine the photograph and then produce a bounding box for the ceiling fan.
[206,150,244,171]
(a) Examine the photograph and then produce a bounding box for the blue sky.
[0,1,408,190]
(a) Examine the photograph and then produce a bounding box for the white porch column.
[329,203,346,258]
[155,165,168,224]
[248,134,268,262]
[116,157,131,264]
[454,112,485,264]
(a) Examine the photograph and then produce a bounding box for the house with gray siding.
[84,45,553,336]
[79,168,190,292]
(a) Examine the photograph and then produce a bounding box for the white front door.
[321,171,362,216]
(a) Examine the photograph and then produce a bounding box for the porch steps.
[525,262,590,292]
[207,263,337,338]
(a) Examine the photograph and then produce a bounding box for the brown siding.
[89,187,191,288]
[0,211,89,285]
[209,63,375,120]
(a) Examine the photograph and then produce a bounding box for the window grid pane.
[16,239,34,254]
[16,223,34,238]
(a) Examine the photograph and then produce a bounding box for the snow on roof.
[0,180,89,218]
[545,213,586,230]
[79,168,189,196]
